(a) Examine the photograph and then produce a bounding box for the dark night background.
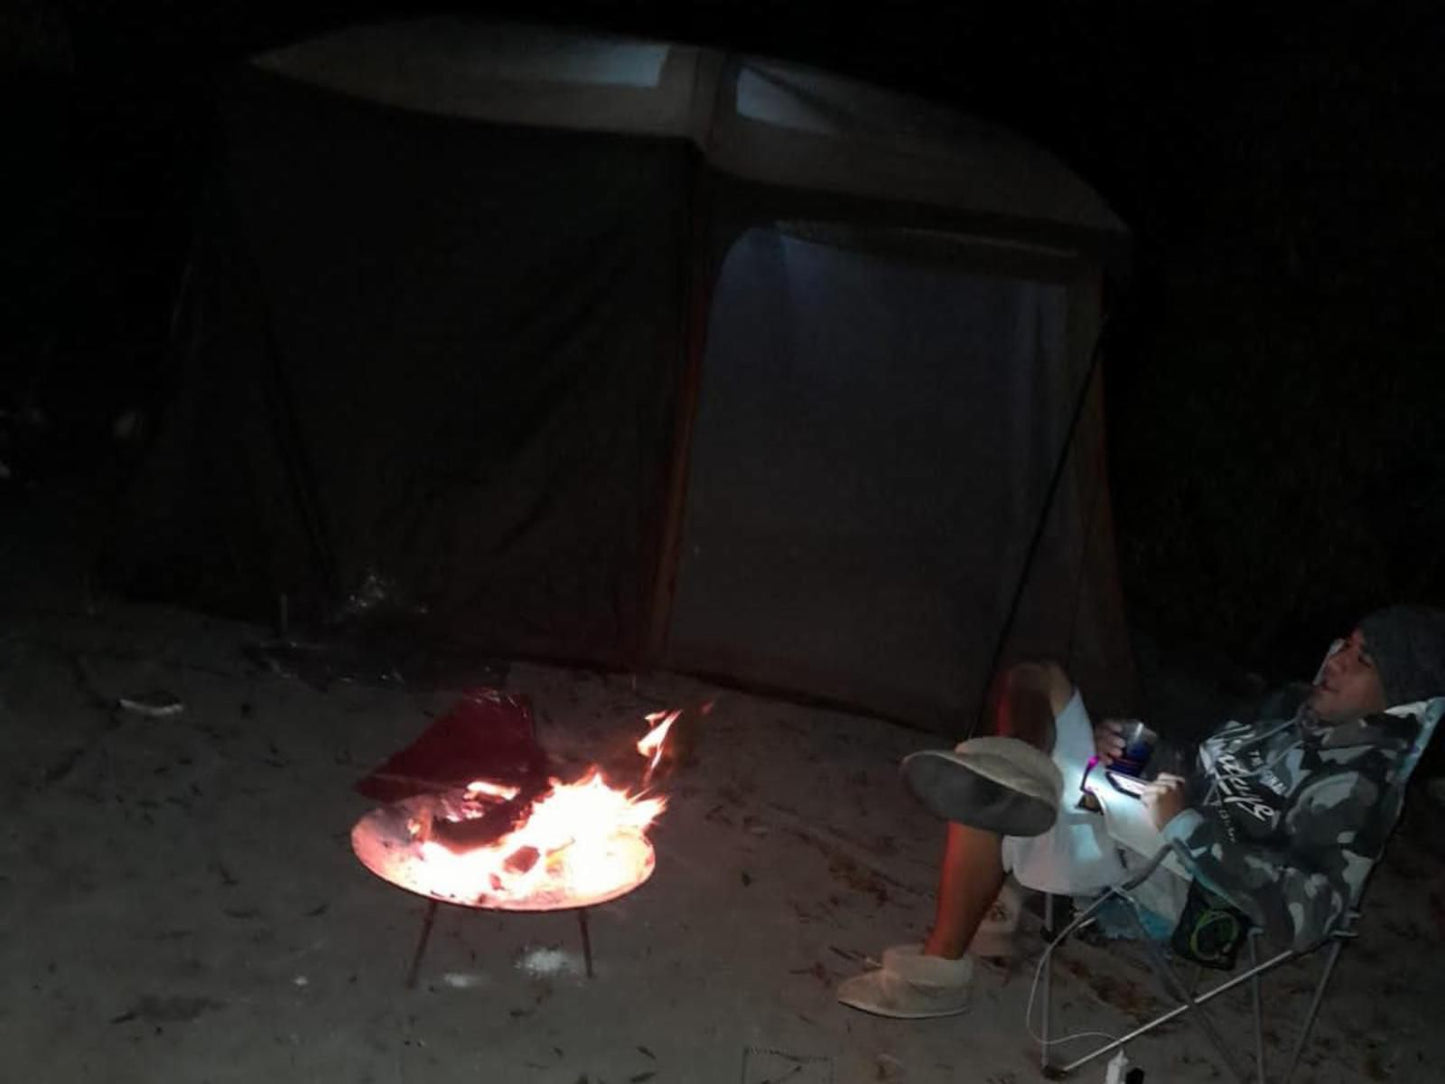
[4,0,1443,687]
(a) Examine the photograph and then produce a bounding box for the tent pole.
[645,173,714,666]
[970,315,1110,738]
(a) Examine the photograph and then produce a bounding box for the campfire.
[352,710,677,912]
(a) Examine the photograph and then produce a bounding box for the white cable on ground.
[1023,907,1123,1052]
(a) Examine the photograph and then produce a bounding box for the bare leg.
[922,821,1006,958]
[990,660,1075,746]
[919,661,1074,960]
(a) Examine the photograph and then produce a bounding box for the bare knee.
[985,661,1075,748]
[1002,660,1074,714]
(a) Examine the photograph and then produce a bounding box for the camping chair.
[1032,696,1444,1082]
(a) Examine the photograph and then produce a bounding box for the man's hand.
[1141,773,1188,831]
[1093,720,1125,765]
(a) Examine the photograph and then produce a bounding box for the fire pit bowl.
[351,783,658,913]
[350,711,677,986]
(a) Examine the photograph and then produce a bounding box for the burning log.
[427,777,553,854]
[503,845,541,875]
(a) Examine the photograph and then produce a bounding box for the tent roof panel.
[256,19,701,138]
[255,18,1125,237]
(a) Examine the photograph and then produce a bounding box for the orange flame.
[413,769,666,907]
[359,707,696,909]
[638,709,682,775]
[464,780,520,801]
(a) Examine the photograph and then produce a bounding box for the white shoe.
[836,944,973,1019]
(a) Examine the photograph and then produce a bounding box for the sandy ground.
[4,499,1445,1083]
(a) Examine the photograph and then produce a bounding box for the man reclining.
[837,604,1445,1018]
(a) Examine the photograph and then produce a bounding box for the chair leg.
[1283,939,1344,1084]
[1136,929,1250,1084]
[1057,947,1296,1076]
[1041,893,1054,1074]
[1249,936,1265,1084]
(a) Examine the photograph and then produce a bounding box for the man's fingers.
[1155,772,1186,788]
[1093,724,1125,758]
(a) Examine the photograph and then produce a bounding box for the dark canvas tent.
[109,17,1135,731]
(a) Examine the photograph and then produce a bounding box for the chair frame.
[1037,848,1353,1082]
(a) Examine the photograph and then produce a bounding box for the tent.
[108,17,1135,731]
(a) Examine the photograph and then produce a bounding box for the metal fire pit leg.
[405,898,440,989]
[577,907,594,980]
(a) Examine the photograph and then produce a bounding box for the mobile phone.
[1104,769,1149,799]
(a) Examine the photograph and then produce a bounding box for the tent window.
[470,28,669,88]
[735,66,842,135]
[735,62,949,140]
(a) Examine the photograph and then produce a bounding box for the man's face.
[1308,629,1388,723]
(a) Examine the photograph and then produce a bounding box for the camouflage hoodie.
[1161,688,1423,951]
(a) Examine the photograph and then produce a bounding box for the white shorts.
[1000,690,1188,923]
